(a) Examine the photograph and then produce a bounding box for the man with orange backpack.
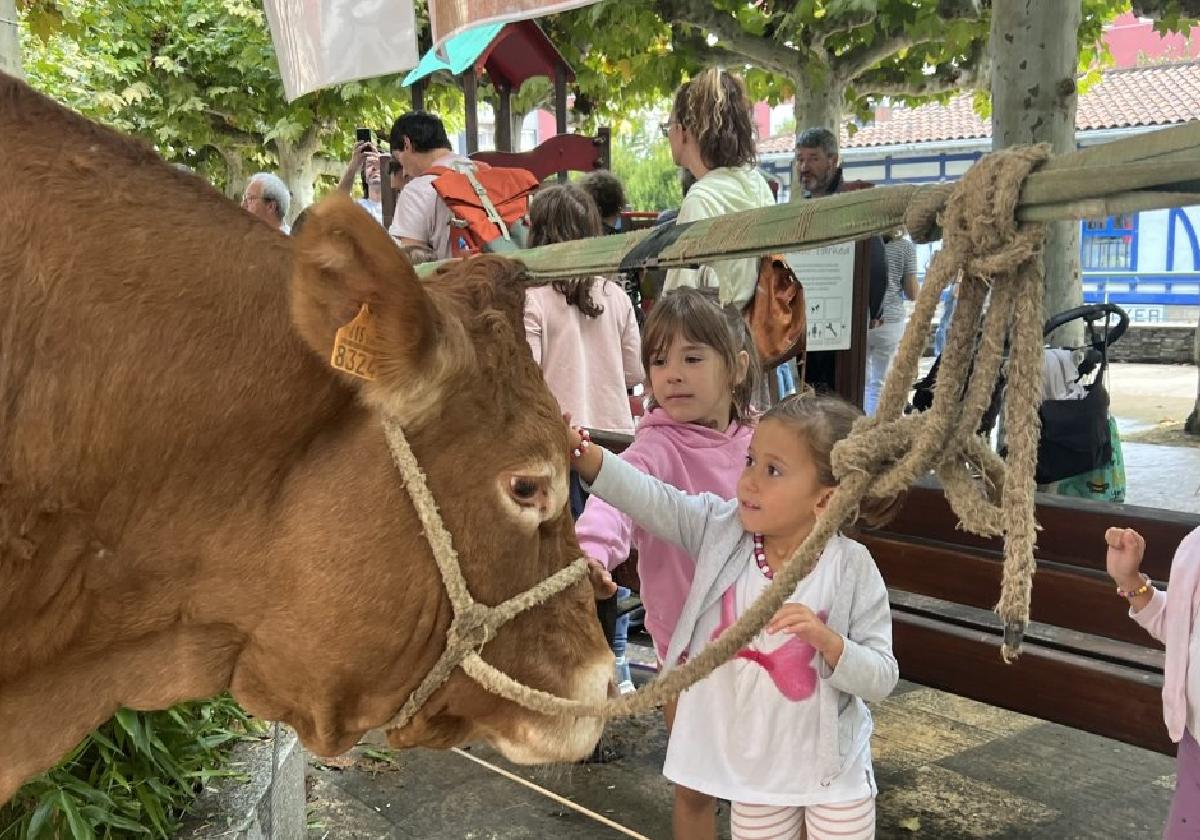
[388,111,538,262]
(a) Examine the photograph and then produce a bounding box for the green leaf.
[25,794,56,839]
[56,791,95,840]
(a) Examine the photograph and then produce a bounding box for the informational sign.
[786,243,856,352]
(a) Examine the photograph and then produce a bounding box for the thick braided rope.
[382,145,1051,729]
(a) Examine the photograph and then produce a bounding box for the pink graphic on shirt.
[710,587,825,702]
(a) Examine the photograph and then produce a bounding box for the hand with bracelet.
[1105,526,1154,611]
[565,415,605,485]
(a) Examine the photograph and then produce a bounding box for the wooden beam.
[413,120,1200,280]
[892,609,1172,755]
[864,484,1200,582]
[863,533,1159,648]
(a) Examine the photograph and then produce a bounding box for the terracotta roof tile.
[759,60,1200,154]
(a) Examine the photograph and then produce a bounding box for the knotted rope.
[382,144,1050,733]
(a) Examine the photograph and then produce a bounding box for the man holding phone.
[337,128,384,226]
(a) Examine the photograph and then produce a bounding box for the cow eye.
[510,476,539,501]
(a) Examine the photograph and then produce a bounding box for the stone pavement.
[305,675,1175,840]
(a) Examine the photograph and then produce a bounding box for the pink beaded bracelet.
[571,427,592,460]
[1116,574,1152,599]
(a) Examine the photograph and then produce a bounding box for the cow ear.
[290,193,439,380]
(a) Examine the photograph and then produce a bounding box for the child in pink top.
[576,287,760,839]
[1106,525,1200,839]
[523,184,643,436]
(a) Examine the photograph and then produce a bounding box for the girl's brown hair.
[671,68,757,171]
[762,393,904,528]
[641,288,761,425]
[528,184,605,317]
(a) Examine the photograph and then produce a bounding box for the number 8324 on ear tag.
[330,304,379,381]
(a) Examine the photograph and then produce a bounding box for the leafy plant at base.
[0,695,262,840]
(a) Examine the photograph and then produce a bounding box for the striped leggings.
[730,796,875,840]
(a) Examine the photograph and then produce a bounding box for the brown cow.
[0,73,611,803]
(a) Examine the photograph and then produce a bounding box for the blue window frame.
[1081,213,1138,270]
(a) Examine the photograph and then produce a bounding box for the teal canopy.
[402,24,505,86]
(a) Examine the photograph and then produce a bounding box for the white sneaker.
[617,679,636,695]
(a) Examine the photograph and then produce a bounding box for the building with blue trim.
[757,61,1200,323]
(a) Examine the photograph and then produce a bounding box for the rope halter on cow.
[381,416,591,732]
[379,142,1073,731]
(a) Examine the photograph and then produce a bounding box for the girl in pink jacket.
[1107,525,1200,839]
[576,287,759,839]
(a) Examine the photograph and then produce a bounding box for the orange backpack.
[426,160,540,257]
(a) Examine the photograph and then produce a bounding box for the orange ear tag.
[330,304,380,381]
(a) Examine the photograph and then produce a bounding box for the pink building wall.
[1104,11,1200,67]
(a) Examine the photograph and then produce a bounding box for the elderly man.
[241,172,291,233]
[793,127,890,397]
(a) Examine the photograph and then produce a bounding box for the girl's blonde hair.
[528,184,605,317]
[641,288,760,425]
[671,68,757,171]
[762,393,904,528]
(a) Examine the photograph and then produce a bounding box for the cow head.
[286,194,611,763]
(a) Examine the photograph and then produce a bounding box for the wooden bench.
[856,481,1199,755]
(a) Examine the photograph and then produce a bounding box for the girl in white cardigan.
[571,392,899,840]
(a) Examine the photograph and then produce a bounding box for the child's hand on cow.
[564,413,603,484]
[586,558,617,600]
[768,603,844,668]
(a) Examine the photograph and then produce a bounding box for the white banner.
[263,0,420,101]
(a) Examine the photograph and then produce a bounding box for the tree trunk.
[0,0,23,79]
[789,73,844,203]
[990,0,1084,345]
[219,148,247,201]
[1187,308,1200,435]
[276,136,320,224]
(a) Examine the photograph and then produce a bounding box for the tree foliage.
[612,132,683,212]
[551,0,1136,132]
[17,0,461,207]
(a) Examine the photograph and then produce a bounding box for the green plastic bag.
[1043,415,1126,503]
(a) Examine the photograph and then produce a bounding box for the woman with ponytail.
[661,68,776,310]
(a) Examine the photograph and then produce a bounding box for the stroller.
[908,302,1130,503]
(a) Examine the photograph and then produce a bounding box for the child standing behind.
[571,392,899,840]
[576,287,758,836]
[1106,525,1200,839]
[523,184,644,462]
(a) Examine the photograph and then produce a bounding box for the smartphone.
[355,127,373,147]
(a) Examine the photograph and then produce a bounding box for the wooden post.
[834,240,871,408]
[410,79,425,113]
[462,71,479,155]
[554,65,569,182]
[496,84,513,152]
[595,125,612,171]
[380,153,397,230]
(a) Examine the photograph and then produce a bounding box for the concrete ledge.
[175,726,306,840]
